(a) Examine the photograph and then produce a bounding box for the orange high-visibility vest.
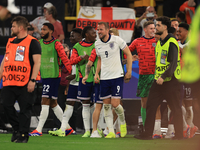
[2,35,36,86]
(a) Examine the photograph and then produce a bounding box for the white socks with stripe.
[104,104,114,133]
[82,104,90,132]
[114,104,126,125]
[153,119,161,135]
[36,105,49,132]
[60,105,74,132]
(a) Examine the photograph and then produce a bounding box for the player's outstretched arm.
[82,60,93,85]
[123,46,132,83]
[94,56,101,83]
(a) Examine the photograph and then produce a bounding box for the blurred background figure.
[179,0,195,24]
[133,0,156,17]
[30,2,53,39]
[176,11,187,23]
[135,6,157,37]
[27,23,35,37]
[0,0,20,46]
[0,0,20,21]
[45,6,65,43]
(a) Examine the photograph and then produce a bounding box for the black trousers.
[2,85,34,135]
[144,76,183,138]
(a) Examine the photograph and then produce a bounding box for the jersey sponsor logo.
[15,46,25,61]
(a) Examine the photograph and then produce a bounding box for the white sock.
[97,109,103,131]
[167,124,174,134]
[36,105,49,132]
[82,104,90,132]
[153,119,161,135]
[114,118,120,133]
[60,105,74,132]
[167,107,171,120]
[186,106,194,128]
[182,106,188,131]
[114,104,126,125]
[104,104,114,133]
[52,104,63,122]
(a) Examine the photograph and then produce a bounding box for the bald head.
[146,6,155,13]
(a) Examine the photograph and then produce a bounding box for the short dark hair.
[176,11,186,22]
[72,28,83,37]
[43,22,54,32]
[46,6,57,19]
[11,16,29,30]
[98,22,109,30]
[168,27,176,34]
[156,16,171,30]
[179,23,189,31]
[143,21,154,29]
[82,26,94,38]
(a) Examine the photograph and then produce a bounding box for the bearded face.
[41,32,49,40]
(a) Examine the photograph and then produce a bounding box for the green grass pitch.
[0,134,199,150]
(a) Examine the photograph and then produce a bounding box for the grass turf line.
[0,134,199,150]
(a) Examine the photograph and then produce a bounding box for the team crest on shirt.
[15,46,25,61]
[152,43,156,47]
[109,42,114,49]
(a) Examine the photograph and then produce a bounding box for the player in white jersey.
[94,22,132,138]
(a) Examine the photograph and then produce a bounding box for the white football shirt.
[95,35,127,80]
[178,40,189,49]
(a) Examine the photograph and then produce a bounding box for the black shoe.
[134,134,153,140]
[15,134,29,143]
[171,136,185,140]
[11,131,20,142]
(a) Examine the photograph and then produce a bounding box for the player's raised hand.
[94,74,100,83]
